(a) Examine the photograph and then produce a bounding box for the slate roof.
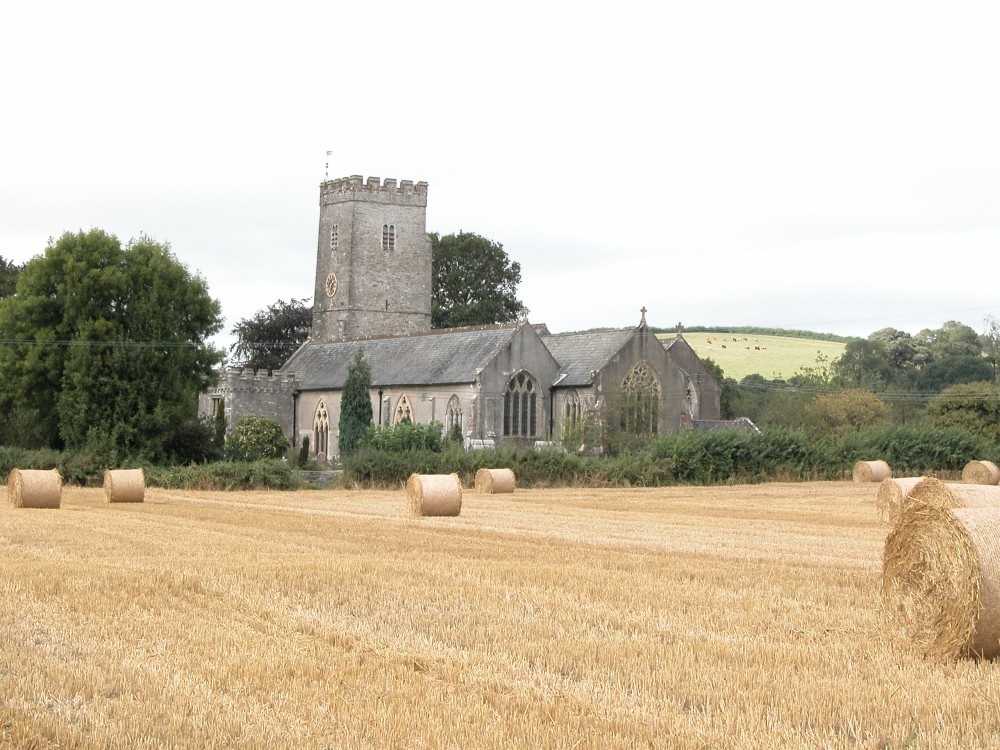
[540,328,634,387]
[281,323,522,390]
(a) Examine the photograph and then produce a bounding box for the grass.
[662,332,847,382]
[3,482,1000,749]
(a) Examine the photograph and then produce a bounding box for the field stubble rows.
[2,482,998,749]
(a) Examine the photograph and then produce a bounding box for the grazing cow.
[721,344,727,349]
[755,346,760,350]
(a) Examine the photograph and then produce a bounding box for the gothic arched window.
[393,394,413,425]
[313,400,330,458]
[620,364,660,435]
[446,395,462,435]
[503,371,538,438]
[564,390,582,427]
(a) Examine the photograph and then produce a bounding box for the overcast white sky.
[2,1,999,353]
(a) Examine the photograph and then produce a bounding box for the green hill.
[663,332,847,382]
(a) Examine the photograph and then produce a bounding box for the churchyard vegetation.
[338,349,373,457]
[225,415,289,462]
[361,419,446,453]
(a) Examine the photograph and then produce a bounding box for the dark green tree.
[915,355,995,391]
[230,298,313,372]
[831,338,894,391]
[0,230,223,459]
[431,231,526,328]
[700,358,737,418]
[338,348,373,458]
[0,256,20,299]
[213,399,227,450]
[926,381,1000,443]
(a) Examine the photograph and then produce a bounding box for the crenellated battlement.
[320,175,428,207]
[229,368,298,391]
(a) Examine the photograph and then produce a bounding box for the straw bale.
[103,468,145,503]
[883,503,1000,660]
[474,468,516,494]
[853,460,892,483]
[7,468,62,509]
[962,460,1000,486]
[406,473,462,517]
[874,477,924,525]
[910,477,1000,512]
[880,477,1000,528]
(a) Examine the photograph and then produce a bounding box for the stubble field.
[2,481,999,749]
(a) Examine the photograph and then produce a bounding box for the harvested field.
[2,481,1000,749]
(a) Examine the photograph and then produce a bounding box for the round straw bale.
[474,467,516,494]
[874,477,924,525]
[853,460,892,483]
[883,503,1000,660]
[962,460,1000,486]
[103,468,145,503]
[882,477,1000,527]
[909,477,1000,513]
[406,473,462,517]
[7,468,62,509]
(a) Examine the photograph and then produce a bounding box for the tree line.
[714,320,1000,444]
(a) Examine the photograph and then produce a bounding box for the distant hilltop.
[651,326,853,344]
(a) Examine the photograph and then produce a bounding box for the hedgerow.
[2,424,994,490]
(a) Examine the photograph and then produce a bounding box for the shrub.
[163,415,223,465]
[226,416,288,461]
[361,421,445,453]
[145,460,299,490]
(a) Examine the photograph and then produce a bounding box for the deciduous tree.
[431,231,526,329]
[230,298,313,372]
[0,230,223,459]
[802,389,891,436]
[0,256,20,299]
[916,320,982,360]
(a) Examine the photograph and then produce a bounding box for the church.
[201,174,723,459]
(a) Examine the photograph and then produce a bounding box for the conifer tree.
[338,349,373,457]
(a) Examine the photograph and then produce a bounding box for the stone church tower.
[311,175,432,342]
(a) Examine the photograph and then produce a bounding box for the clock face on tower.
[324,272,338,298]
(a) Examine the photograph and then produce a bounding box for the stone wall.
[200,369,298,443]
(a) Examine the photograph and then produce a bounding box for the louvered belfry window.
[382,223,395,251]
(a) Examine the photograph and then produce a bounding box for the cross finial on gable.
[676,321,683,334]
[639,306,648,326]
